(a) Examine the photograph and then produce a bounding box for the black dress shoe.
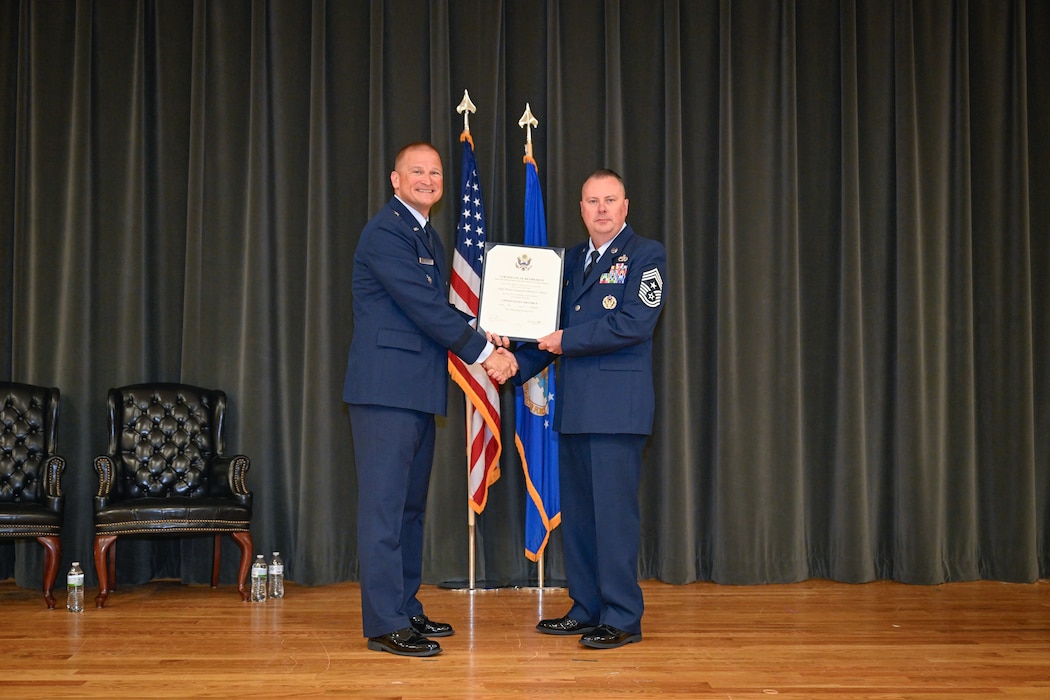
[367,627,442,657]
[536,615,598,636]
[580,624,642,649]
[411,614,454,637]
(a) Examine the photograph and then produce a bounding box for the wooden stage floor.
[1,577,1048,698]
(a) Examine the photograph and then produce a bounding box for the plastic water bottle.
[250,555,267,602]
[268,552,285,599]
[66,562,84,613]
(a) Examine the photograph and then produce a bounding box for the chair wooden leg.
[212,534,222,588]
[36,535,61,609]
[94,534,117,608]
[107,537,117,590]
[230,531,253,602]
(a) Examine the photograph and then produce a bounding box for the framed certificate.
[477,243,565,342]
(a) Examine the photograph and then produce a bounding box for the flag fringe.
[515,433,561,561]
[449,357,502,514]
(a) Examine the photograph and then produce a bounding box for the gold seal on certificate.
[477,243,565,342]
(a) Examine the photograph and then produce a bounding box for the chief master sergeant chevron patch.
[639,268,663,308]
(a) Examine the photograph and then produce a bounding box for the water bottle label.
[268,565,284,575]
[68,573,84,585]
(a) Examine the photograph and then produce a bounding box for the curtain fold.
[2,0,1047,589]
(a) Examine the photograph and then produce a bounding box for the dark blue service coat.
[516,224,666,436]
[343,197,486,413]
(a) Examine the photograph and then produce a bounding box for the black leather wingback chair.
[0,382,66,608]
[92,383,253,607]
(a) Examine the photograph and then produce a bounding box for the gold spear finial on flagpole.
[457,89,477,147]
[455,88,481,589]
[518,102,538,165]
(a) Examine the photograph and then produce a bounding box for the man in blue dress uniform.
[513,168,666,649]
[343,142,517,657]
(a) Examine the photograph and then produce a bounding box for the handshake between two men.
[479,329,566,385]
[480,333,517,384]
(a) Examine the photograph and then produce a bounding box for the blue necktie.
[584,250,600,278]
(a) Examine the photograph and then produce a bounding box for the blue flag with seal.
[515,152,560,561]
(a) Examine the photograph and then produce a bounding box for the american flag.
[448,134,502,513]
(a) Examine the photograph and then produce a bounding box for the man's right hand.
[482,347,518,384]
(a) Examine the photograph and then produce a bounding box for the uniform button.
[574,305,581,311]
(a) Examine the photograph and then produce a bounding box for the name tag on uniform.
[419,257,434,265]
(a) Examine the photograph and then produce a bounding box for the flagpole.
[517,102,557,592]
[444,90,504,594]
[457,90,480,592]
[468,507,476,590]
[521,103,539,590]
[466,399,476,590]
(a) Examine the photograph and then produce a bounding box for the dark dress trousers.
[343,196,486,638]
[515,224,667,634]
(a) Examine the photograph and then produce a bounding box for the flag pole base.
[506,579,567,590]
[437,578,503,591]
